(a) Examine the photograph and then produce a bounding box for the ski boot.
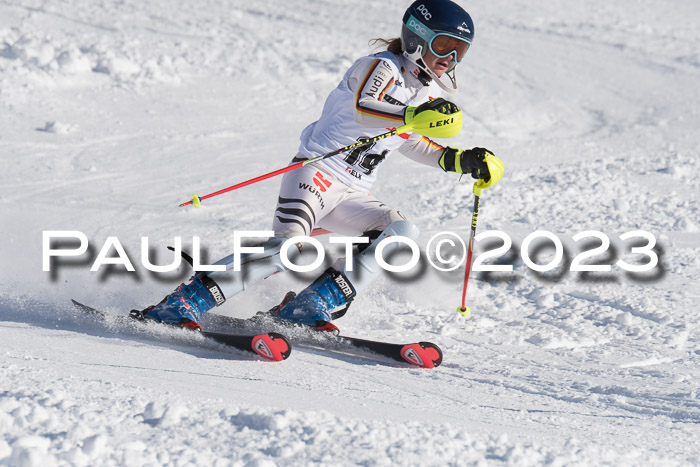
[134,274,226,331]
[274,268,355,332]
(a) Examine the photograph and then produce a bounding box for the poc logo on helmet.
[417,4,432,20]
[408,18,429,36]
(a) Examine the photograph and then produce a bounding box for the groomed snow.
[1,0,699,465]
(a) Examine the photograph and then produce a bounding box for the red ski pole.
[179,126,406,208]
[457,183,482,317]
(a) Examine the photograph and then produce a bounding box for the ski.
[201,312,443,369]
[71,300,291,362]
[307,335,443,369]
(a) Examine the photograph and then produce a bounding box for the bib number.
[344,138,388,175]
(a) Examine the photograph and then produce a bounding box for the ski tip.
[251,333,292,361]
[71,299,98,314]
[400,342,443,369]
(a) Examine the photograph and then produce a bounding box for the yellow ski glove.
[404,97,460,125]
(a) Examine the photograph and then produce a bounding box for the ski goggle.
[429,33,471,63]
[405,15,472,64]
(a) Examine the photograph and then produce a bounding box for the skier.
[140,0,504,331]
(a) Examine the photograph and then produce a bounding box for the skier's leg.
[206,164,344,297]
[141,237,292,328]
[274,220,419,327]
[141,163,343,328]
[275,191,419,327]
[319,192,418,294]
[272,162,341,237]
[337,219,420,295]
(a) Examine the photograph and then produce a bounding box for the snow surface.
[1,0,700,465]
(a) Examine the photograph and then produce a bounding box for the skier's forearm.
[398,133,445,169]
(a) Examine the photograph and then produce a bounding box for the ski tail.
[252,333,292,361]
[335,336,444,368]
[203,331,291,361]
[71,299,292,362]
[400,342,443,369]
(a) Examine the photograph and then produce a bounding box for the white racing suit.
[210,51,450,299]
[146,52,458,328]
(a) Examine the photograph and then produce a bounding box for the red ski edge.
[400,342,443,369]
[251,333,292,361]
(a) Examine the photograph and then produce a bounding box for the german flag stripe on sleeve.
[421,136,444,150]
[355,60,404,122]
[378,78,394,101]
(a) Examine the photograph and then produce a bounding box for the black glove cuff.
[441,147,459,172]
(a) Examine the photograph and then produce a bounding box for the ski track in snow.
[1,0,700,465]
